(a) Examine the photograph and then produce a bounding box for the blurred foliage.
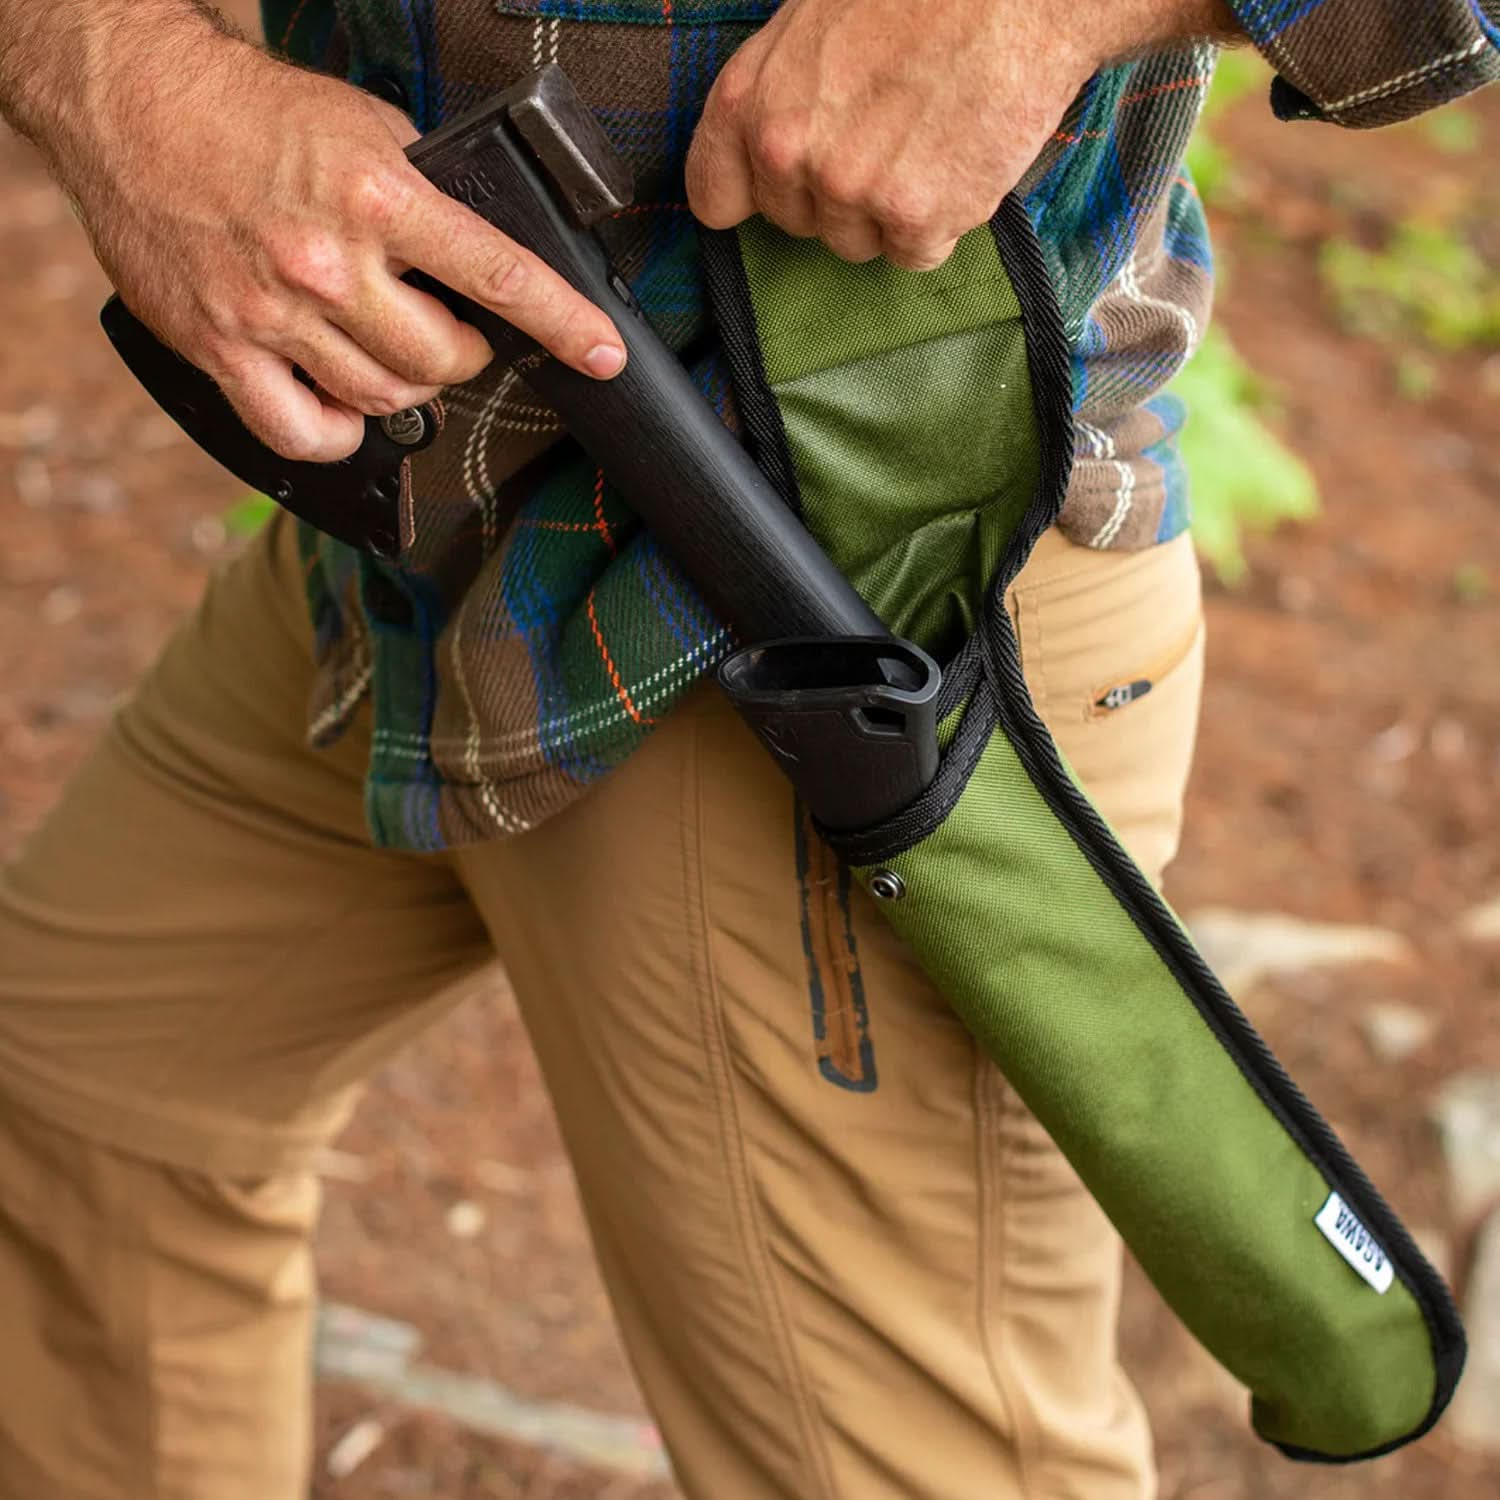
[1184,50,1267,206]
[224,493,275,535]
[1176,327,1320,587]
[1320,219,1500,350]
[1179,53,1319,583]
[1452,563,1491,606]
[1394,352,1439,402]
[1417,107,1480,156]
[1201,47,1267,124]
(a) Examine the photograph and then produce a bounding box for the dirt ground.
[1,22,1496,1500]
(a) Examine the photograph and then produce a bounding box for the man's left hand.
[686,0,1237,270]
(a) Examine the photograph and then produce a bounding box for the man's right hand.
[0,2,626,463]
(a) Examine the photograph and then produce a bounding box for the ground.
[0,24,1496,1500]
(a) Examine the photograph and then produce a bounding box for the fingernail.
[584,344,625,378]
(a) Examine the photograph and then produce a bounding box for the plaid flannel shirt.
[257,0,1497,850]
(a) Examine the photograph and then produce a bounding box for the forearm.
[0,0,245,163]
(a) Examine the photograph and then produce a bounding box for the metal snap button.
[380,407,428,447]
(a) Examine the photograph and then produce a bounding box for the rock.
[1360,1002,1436,1064]
[1186,908,1414,996]
[1449,1209,1500,1453]
[1433,1072,1500,1228]
[14,457,51,508]
[69,471,125,515]
[311,1146,373,1183]
[40,585,81,628]
[1424,433,1475,472]
[445,1199,487,1239]
[325,1416,386,1479]
[0,404,59,451]
[316,1301,424,1383]
[1460,896,1500,944]
[1367,720,1420,764]
[190,516,228,555]
[475,1156,532,1194]
[131,413,185,453]
[315,1299,668,1479]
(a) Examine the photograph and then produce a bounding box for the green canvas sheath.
[696,200,1464,1462]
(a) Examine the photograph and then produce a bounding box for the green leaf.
[223,494,276,537]
[1173,328,1320,585]
[1453,563,1491,605]
[1419,109,1480,156]
[1201,49,1268,122]
[1394,353,1438,402]
[1319,219,1500,351]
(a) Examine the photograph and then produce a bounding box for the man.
[0,1,1493,1496]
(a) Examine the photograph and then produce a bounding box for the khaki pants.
[0,514,1204,1500]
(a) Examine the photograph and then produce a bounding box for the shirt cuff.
[1228,0,1500,127]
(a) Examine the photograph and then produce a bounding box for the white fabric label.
[1314,1191,1394,1294]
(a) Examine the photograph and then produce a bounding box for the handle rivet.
[380,408,428,447]
[869,870,906,902]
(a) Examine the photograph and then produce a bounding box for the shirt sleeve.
[1228,0,1500,127]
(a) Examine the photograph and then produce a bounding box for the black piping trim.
[697,226,803,513]
[980,592,1465,1459]
[986,194,1076,599]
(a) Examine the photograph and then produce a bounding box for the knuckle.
[351,387,399,417]
[475,245,530,308]
[829,237,881,265]
[235,394,318,462]
[747,117,807,180]
[711,59,754,115]
[353,378,425,417]
[342,164,411,233]
[270,229,354,305]
[441,340,492,385]
[810,163,867,207]
[874,187,938,240]
[267,426,324,463]
[401,334,486,389]
[890,241,951,273]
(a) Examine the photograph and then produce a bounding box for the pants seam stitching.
[683,714,841,1500]
[977,1066,1044,1498]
